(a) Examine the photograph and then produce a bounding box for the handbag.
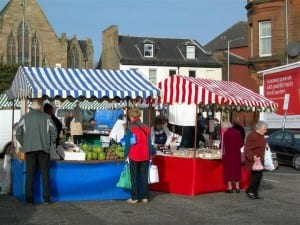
[116,163,132,189]
[252,157,264,171]
[148,162,159,184]
[264,148,275,171]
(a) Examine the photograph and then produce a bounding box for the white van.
[0,109,21,156]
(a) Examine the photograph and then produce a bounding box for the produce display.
[79,143,125,161]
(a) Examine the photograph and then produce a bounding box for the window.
[31,33,40,67]
[169,70,176,76]
[259,21,271,56]
[18,22,30,65]
[144,43,153,57]
[68,45,80,68]
[189,70,196,77]
[149,69,157,84]
[7,33,16,64]
[186,45,195,59]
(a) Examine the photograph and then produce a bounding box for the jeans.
[246,170,263,195]
[129,159,149,200]
[25,151,51,203]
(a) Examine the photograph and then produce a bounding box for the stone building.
[0,0,94,68]
[246,0,300,85]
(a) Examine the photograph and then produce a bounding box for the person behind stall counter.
[151,116,172,150]
[70,105,83,144]
[109,114,126,143]
[83,118,97,131]
[43,103,63,147]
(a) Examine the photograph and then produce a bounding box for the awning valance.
[158,75,278,111]
[8,67,160,100]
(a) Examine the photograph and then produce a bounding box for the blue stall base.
[11,158,130,203]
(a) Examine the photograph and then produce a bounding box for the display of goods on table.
[169,148,222,159]
[79,143,125,161]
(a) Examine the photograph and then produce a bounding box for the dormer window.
[186,45,195,59]
[144,43,154,57]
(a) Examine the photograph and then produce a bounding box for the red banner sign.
[264,67,300,115]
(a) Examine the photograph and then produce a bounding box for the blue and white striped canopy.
[8,67,160,100]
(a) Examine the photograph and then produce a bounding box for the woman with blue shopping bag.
[124,108,152,204]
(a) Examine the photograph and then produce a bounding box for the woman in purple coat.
[221,121,244,193]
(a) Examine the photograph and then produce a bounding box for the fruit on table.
[97,151,106,160]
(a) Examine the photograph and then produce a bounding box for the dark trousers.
[25,151,50,203]
[129,159,149,200]
[73,135,82,144]
[246,170,263,195]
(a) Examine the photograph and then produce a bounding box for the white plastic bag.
[148,163,159,184]
[264,148,275,171]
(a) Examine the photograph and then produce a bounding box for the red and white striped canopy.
[158,75,277,110]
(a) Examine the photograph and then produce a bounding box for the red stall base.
[150,155,250,196]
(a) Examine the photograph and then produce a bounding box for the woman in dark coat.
[221,121,244,193]
[244,121,268,199]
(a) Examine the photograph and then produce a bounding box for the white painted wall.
[120,64,222,84]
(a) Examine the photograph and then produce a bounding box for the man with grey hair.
[244,120,268,199]
[16,99,57,205]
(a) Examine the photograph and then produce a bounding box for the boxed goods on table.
[171,148,222,159]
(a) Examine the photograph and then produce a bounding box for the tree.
[0,64,19,94]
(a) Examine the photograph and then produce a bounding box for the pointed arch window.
[7,33,16,64]
[31,34,40,67]
[68,45,80,68]
[18,22,30,65]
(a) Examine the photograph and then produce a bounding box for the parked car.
[267,130,300,170]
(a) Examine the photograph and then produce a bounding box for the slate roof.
[118,36,221,68]
[204,21,248,52]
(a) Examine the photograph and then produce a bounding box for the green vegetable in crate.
[93,145,103,154]
[114,145,125,158]
[80,143,89,152]
[97,151,106,160]
[92,154,96,160]
[86,152,93,160]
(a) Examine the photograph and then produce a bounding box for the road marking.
[264,179,280,183]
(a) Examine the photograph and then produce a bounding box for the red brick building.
[246,0,300,85]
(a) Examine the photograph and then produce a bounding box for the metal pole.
[285,0,289,64]
[227,40,230,81]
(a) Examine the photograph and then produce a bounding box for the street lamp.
[227,37,243,81]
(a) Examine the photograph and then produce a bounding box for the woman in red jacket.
[125,108,152,204]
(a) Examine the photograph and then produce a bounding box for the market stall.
[150,75,277,195]
[8,66,160,203]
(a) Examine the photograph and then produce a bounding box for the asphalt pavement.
[0,161,299,225]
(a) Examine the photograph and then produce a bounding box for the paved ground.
[1,160,299,225]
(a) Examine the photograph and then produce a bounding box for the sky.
[0,0,247,66]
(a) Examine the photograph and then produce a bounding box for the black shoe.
[236,189,240,193]
[246,192,256,199]
[25,201,33,206]
[225,189,233,193]
[254,195,264,199]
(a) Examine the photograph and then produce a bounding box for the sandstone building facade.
[0,0,94,68]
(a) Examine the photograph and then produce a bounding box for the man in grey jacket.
[16,99,57,204]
